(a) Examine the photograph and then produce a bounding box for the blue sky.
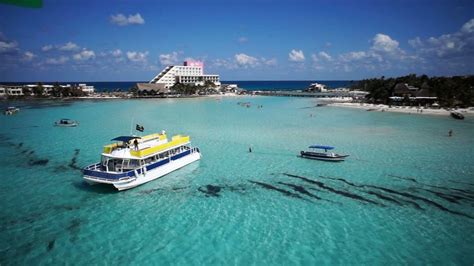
[1,0,474,81]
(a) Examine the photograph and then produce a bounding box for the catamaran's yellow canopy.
[103,133,190,158]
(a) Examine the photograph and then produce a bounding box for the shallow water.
[1,97,473,265]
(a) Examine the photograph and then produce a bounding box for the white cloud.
[311,52,332,71]
[318,51,332,61]
[408,37,423,48]
[41,44,53,52]
[46,56,69,65]
[111,49,122,57]
[211,58,237,70]
[235,53,259,66]
[212,54,276,69]
[371,33,400,53]
[127,51,148,62]
[288,49,305,62]
[59,42,80,51]
[159,51,179,65]
[23,51,35,61]
[110,13,145,26]
[341,51,367,61]
[410,18,474,59]
[461,18,474,33]
[73,49,96,61]
[263,58,277,66]
[128,13,145,24]
[0,40,18,53]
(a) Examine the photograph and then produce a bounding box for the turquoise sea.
[1,96,473,265]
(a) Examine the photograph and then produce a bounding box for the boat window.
[122,159,130,170]
[128,160,139,169]
[101,156,108,166]
[107,159,123,172]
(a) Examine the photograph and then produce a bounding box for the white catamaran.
[83,131,201,190]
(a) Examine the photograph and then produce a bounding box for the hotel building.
[148,61,220,90]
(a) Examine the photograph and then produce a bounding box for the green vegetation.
[32,82,44,96]
[352,74,474,107]
[171,83,198,95]
[133,81,219,96]
[5,82,87,99]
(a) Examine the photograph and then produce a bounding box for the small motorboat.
[300,145,349,162]
[450,111,464,120]
[4,106,20,115]
[55,118,78,127]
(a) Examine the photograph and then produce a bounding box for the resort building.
[77,84,95,94]
[135,83,170,95]
[306,83,327,92]
[149,61,220,89]
[390,83,437,105]
[0,83,95,97]
[7,86,24,96]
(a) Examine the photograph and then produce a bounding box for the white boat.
[4,106,20,115]
[300,145,349,162]
[83,132,201,191]
[54,118,78,127]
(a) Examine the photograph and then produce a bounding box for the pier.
[255,90,367,98]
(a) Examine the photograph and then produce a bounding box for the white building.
[78,84,95,93]
[0,83,95,97]
[7,87,24,96]
[307,83,327,92]
[149,61,220,89]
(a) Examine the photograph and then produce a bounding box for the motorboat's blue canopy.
[111,136,141,142]
[309,145,335,150]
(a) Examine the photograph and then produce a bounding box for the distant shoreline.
[327,102,474,116]
[1,92,245,101]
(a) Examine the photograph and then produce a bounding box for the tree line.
[131,80,218,96]
[351,74,474,107]
[8,82,87,98]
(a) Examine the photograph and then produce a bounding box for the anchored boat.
[54,118,78,127]
[300,145,349,162]
[4,107,20,115]
[83,132,201,190]
[450,111,464,120]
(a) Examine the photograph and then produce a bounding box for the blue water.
[0,97,473,265]
[1,80,354,92]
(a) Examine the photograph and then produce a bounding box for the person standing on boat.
[134,139,139,150]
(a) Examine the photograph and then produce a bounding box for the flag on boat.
[136,124,144,132]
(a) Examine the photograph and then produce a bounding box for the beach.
[1,96,473,265]
[328,102,474,116]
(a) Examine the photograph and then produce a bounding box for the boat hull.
[83,150,201,191]
[450,112,464,120]
[114,151,201,190]
[300,151,348,162]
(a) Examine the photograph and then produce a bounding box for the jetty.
[255,90,368,99]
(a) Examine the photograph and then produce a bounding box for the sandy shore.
[327,102,474,116]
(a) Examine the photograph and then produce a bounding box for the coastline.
[327,102,474,116]
[0,92,244,101]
